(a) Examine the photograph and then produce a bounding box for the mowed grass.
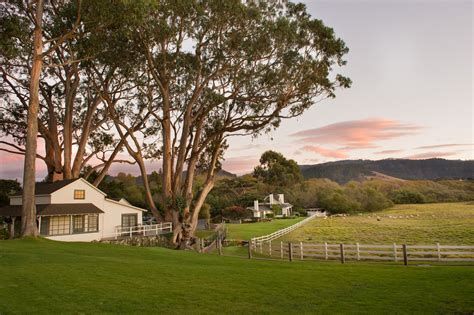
[1,239,473,314]
[279,202,474,245]
[225,218,303,240]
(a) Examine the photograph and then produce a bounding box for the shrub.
[390,189,426,204]
[222,206,253,220]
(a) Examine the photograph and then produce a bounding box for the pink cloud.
[405,151,457,159]
[302,145,349,159]
[374,149,404,155]
[415,143,473,150]
[290,118,423,148]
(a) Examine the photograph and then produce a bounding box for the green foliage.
[0,180,21,207]
[254,151,303,187]
[271,204,283,215]
[222,206,252,220]
[390,189,426,204]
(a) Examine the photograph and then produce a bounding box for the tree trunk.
[21,0,44,237]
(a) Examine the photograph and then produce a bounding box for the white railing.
[253,241,474,263]
[110,222,173,239]
[250,214,318,248]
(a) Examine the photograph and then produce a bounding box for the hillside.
[300,159,474,184]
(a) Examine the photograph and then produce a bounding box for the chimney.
[269,194,274,205]
[52,171,64,182]
[278,194,284,204]
[254,200,259,211]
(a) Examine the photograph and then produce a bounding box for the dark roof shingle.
[0,203,103,216]
[12,179,80,196]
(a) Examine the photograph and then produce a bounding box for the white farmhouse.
[247,194,293,218]
[0,178,149,242]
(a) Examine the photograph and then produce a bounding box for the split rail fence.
[248,241,474,264]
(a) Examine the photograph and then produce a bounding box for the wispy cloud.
[405,151,458,159]
[291,118,423,148]
[302,145,349,158]
[415,143,473,150]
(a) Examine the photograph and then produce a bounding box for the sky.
[221,0,474,174]
[0,0,472,180]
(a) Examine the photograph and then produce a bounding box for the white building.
[0,178,148,242]
[247,194,293,218]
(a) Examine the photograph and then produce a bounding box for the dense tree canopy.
[254,150,303,186]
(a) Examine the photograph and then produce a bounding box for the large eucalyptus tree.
[107,0,351,247]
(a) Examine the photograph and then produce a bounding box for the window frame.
[74,189,85,200]
[121,213,138,228]
[38,214,100,236]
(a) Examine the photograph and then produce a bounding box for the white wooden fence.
[250,214,318,244]
[250,241,474,264]
[110,222,173,239]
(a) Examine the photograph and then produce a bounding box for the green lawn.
[225,218,303,240]
[1,239,473,314]
[279,202,474,245]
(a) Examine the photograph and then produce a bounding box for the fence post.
[393,243,397,262]
[280,241,283,259]
[402,244,408,265]
[436,243,441,261]
[248,240,252,259]
[324,242,328,260]
[260,242,263,254]
[288,243,293,262]
[269,241,272,257]
[356,242,360,261]
[340,244,345,264]
[129,227,132,237]
[300,242,303,260]
[218,238,222,256]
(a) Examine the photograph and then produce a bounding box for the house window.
[74,190,85,199]
[87,215,99,232]
[42,216,70,236]
[72,215,84,233]
[122,214,137,228]
[39,215,99,236]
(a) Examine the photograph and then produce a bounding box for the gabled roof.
[12,179,81,196]
[0,203,104,216]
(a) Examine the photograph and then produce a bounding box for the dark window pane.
[40,217,50,235]
[73,215,84,233]
[87,215,98,232]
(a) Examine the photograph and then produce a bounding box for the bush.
[222,206,253,220]
[390,189,426,204]
[0,228,9,240]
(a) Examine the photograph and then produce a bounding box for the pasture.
[0,238,473,314]
[278,202,474,245]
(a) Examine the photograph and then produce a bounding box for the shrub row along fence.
[250,214,318,244]
[247,241,474,264]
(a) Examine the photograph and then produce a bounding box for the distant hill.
[300,159,474,184]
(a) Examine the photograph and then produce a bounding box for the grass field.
[225,218,302,240]
[278,202,474,245]
[1,238,473,314]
